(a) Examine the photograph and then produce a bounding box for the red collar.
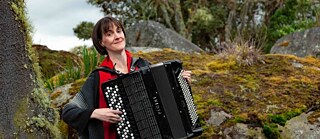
[99,50,133,71]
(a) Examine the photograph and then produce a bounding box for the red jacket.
[98,50,134,139]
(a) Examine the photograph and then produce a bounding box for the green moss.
[207,99,222,106]
[197,125,216,138]
[206,59,237,72]
[69,78,86,96]
[10,0,61,138]
[268,108,306,126]
[263,123,280,139]
[235,74,260,92]
[231,116,247,123]
[45,48,320,138]
[13,98,29,131]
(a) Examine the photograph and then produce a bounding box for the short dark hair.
[92,16,126,55]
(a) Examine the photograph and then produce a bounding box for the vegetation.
[40,44,320,138]
[37,45,104,90]
[25,1,320,138]
[135,49,319,138]
[73,0,320,53]
[73,21,94,41]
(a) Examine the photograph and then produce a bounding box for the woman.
[62,16,192,139]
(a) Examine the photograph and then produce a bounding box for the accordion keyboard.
[104,72,162,139]
[177,71,198,126]
[105,85,135,138]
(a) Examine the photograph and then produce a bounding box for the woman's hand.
[182,70,192,83]
[91,108,123,123]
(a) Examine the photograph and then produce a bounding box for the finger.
[110,117,122,123]
[184,71,192,74]
[109,119,117,123]
[110,109,123,115]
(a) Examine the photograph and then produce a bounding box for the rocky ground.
[43,48,320,139]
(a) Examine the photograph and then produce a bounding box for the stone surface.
[224,123,266,139]
[51,83,73,108]
[207,110,232,126]
[270,27,320,58]
[126,20,203,53]
[280,112,320,139]
[126,47,163,53]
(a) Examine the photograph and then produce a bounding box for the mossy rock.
[32,44,82,79]
[50,49,320,138]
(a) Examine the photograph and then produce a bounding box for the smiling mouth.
[114,40,123,44]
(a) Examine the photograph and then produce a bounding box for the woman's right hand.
[90,108,123,123]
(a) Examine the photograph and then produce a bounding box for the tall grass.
[44,58,81,90]
[82,45,104,77]
[214,39,265,66]
[44,46,104,91]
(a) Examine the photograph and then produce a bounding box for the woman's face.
[100,23,126,54]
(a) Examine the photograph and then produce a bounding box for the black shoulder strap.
[92,66,119,75]
[92,57,150,74]
[134,57,150,67]
[130,57,150,72]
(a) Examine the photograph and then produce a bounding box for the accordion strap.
[92,57,149,75]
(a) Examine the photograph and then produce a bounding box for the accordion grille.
[177,71,199,126]
[105,72,161,139]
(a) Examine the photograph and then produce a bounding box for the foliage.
[73,21,94,40]
[44,46,103,90]
[82,0,319,53]
[32,45,82,80]
[82,45,104,77]
[187,5,227,50]
[215,39,265,67]
[44,58,81,90]
[266,0,317,52]
[267,108,305,126]
[263,123,280,139]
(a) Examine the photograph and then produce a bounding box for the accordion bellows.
[102,60,203,139]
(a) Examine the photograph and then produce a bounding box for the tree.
[266,0,316,52]
[0,0,60,138]
[84,0,318,52]
[73,21,94,40]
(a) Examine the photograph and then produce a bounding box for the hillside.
[49,48,320,138]
[32,44,82,79]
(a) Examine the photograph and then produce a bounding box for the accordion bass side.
[102,60,203,139]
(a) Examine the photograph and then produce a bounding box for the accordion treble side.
[102,60,203,139]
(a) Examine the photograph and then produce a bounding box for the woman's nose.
[114,32,121,38]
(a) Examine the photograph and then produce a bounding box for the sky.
[26,0,104,51]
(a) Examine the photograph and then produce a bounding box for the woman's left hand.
[182,70,192,83]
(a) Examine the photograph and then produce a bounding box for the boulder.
[126,20,203,53]
[279,112,320,139]
[270,27,320,58]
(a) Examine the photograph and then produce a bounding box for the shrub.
[215,39,265,66]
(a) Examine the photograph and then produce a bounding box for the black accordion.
[101,60,202,139]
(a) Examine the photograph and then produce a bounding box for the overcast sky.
[26,0,104,51]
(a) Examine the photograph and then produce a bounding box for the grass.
[44,46,103,90]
